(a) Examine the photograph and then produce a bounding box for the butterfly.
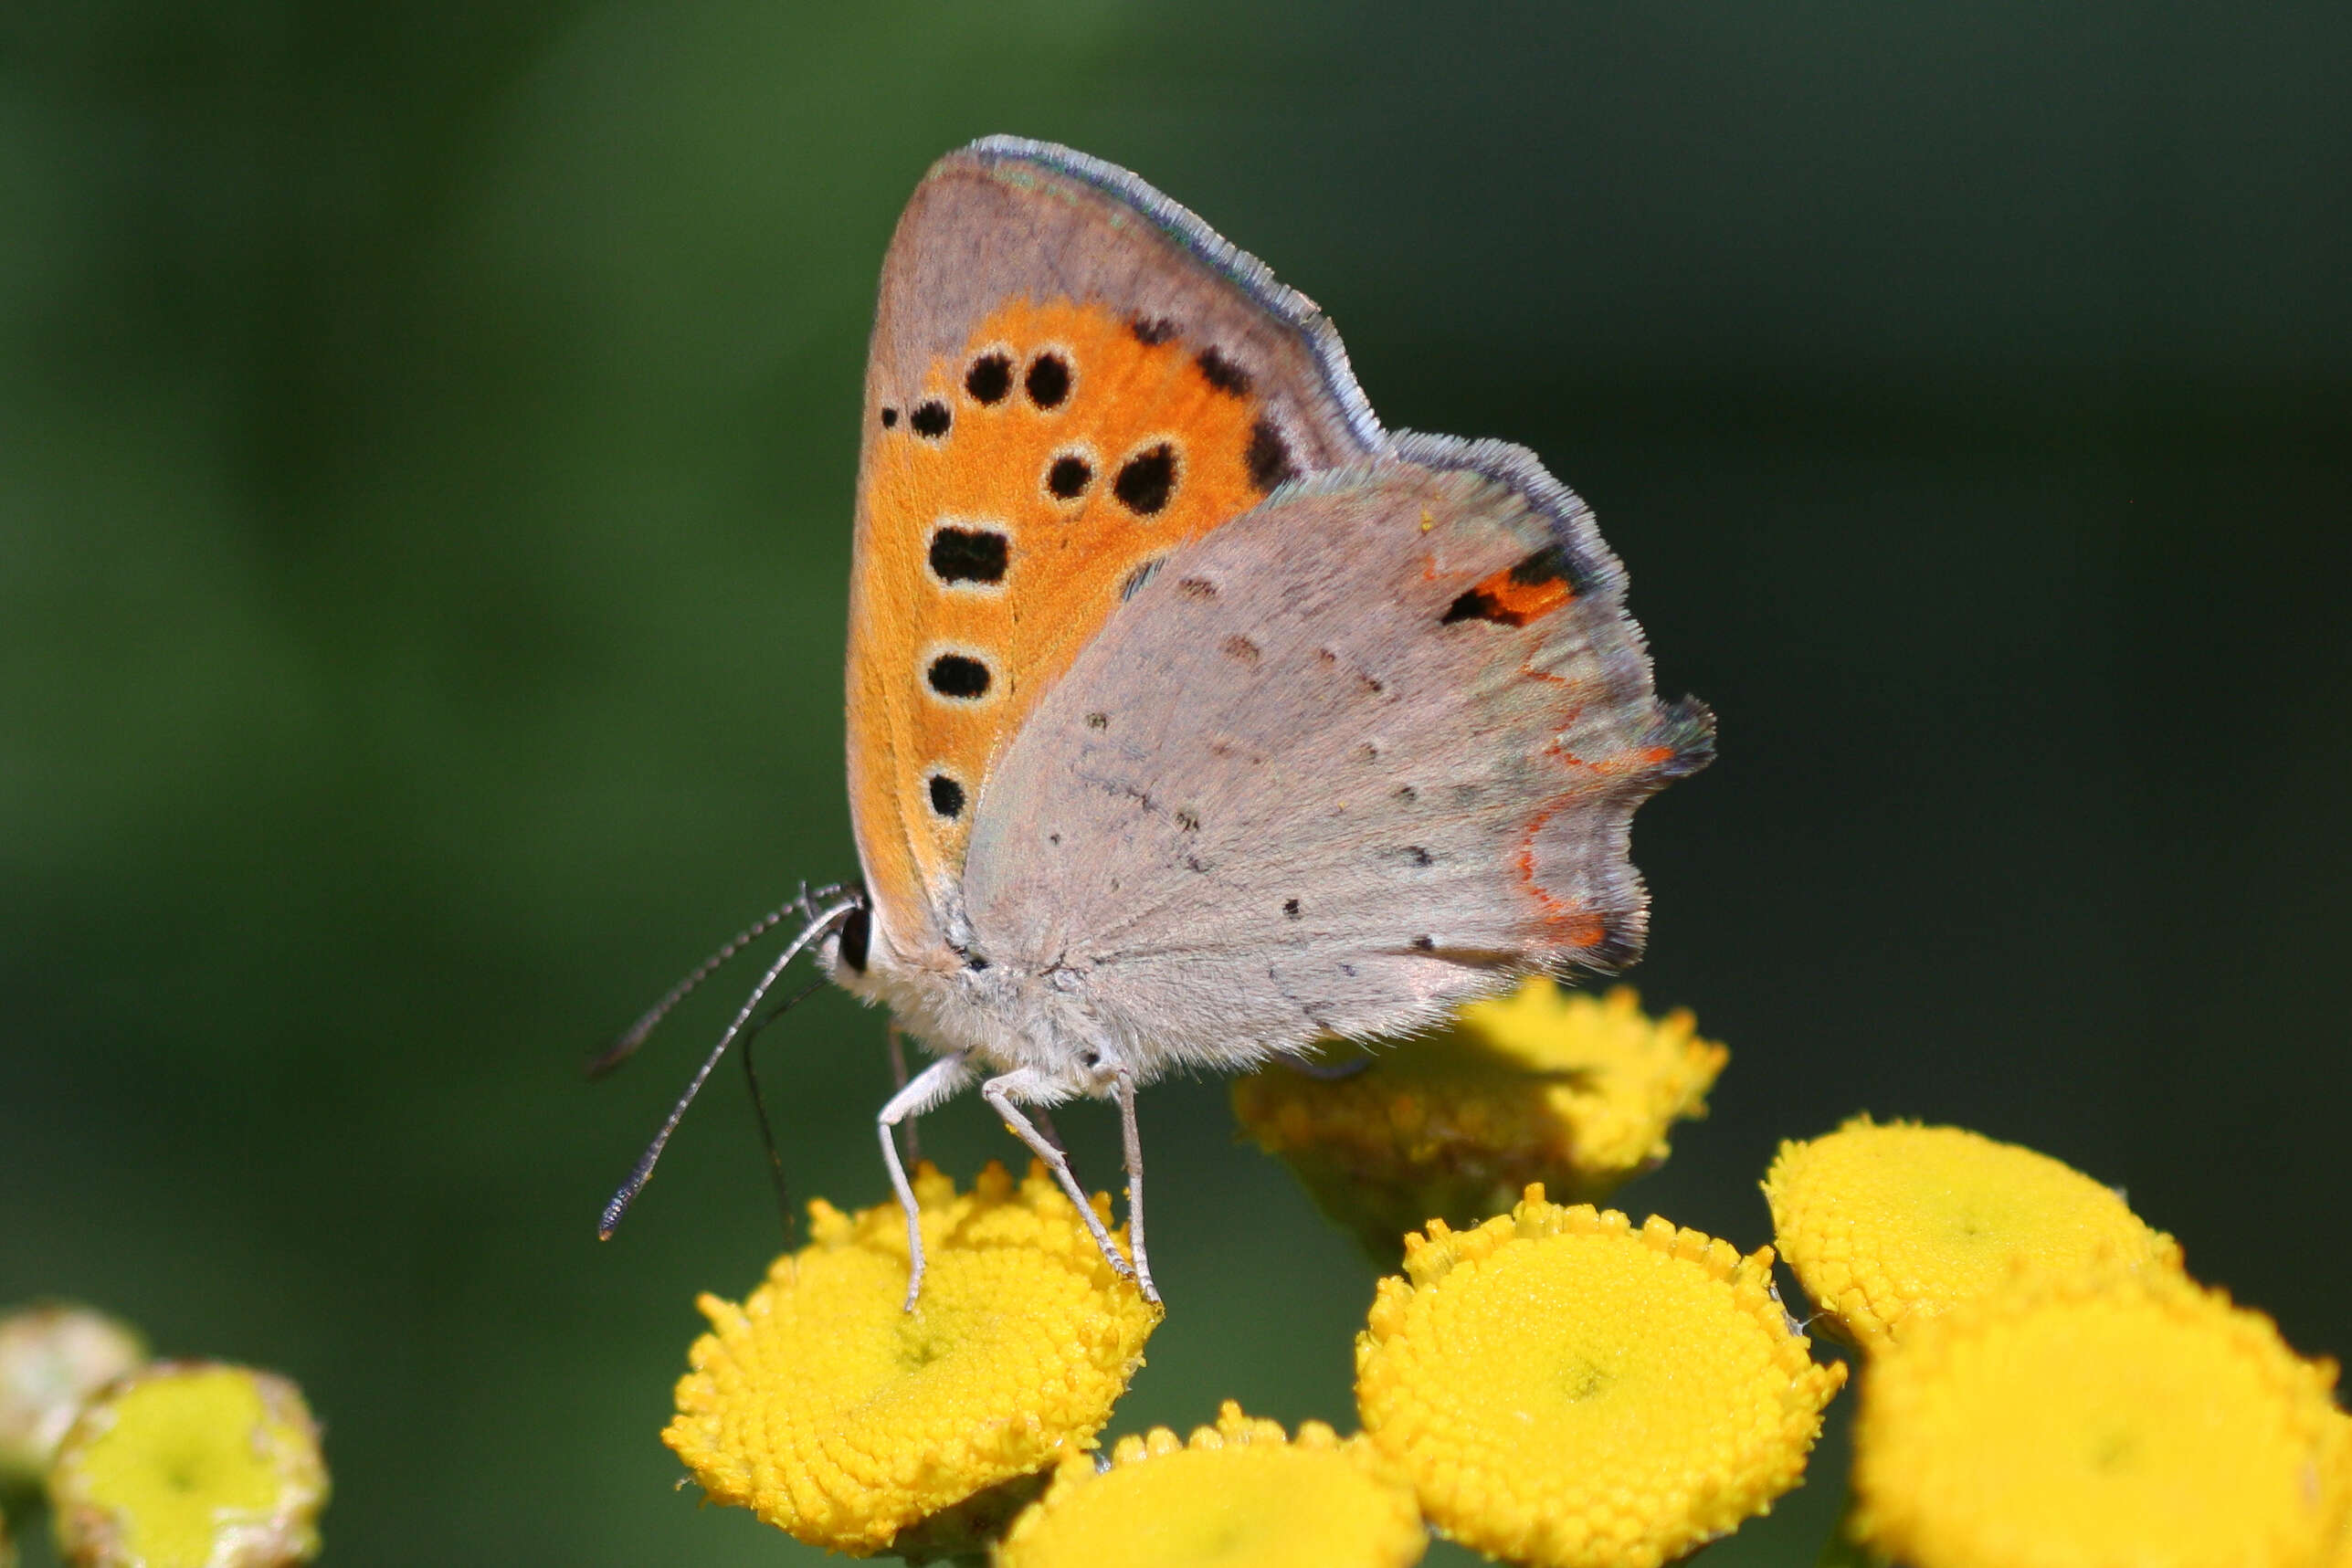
[602,137,1713,1308]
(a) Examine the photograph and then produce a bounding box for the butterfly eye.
[835,906,870,973]
[964,353,1013,405]
[1024,353,1071,408]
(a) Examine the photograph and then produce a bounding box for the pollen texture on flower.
[1764,1117,2182,1350]
[662,1161,1160,1554]
[46,1361,328,1568]
[1355,1190,1845,1568]
[996,1400,1426,1568]
[1232,982,1726,1254]
[1851,1265,2349,1568]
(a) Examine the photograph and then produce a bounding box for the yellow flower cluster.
[662,1160,1159,1555]
[662,984,1856,1565]
[1356,1191,1844,1568]
[1767,1117,2349,1568]
[653,994,2345,1568]
[1765,1117,2181,1349]
[1233,983,1726,1253]
[997,1403,1425,1568]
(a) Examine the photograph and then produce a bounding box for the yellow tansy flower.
[47,1362,327,1568]
[2330,1415,2352,1568]
[0,1302,147,1489]
[1355,1191,1845,1568]
[1851,1265,2348,1568]
[1233,982,1725,1254]
[664,1161,1160,1555]
[996,1401,1425,1568]
[1765,1117,2182,1350]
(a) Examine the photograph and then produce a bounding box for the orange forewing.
[847,299,1283,933]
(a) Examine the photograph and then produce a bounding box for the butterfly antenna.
[585,882,849,1079]
[743,978,826,1244]
[598,894,859,1239]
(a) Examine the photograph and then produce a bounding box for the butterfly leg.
[880,1052,974,1310]
[1111,1068,1159,1304]
[979,1068,1142,1293]
[885,1023,921,1165]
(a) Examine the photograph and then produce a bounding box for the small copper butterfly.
[603,137,1713,1307]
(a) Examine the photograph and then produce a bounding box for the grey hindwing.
[961,439,1714,1072]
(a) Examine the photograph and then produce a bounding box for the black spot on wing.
[1282,898,1301,919]
[879,406,899,429]
[1047,454,1092,499]
[1195,346,1251,395]
[1246,417,1296,491]
[964,353,1012,404]
[1129,315,1178,345]
[1441,589,1503,625]
[927,773,965,818]
[911,401,951,438]
[1113,445,1178,515]
[1025,353,1071,408]
[928,526,1007,584]
[1443,543,1585,626]
[927,653,990,700]
[1510,543,1577,591]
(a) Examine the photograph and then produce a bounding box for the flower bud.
[0,1304,146,1490]
[47,1362,326,1568]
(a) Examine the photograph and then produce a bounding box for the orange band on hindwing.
[848,299,1293,924]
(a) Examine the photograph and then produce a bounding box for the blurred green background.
[5,3,2347,1563]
